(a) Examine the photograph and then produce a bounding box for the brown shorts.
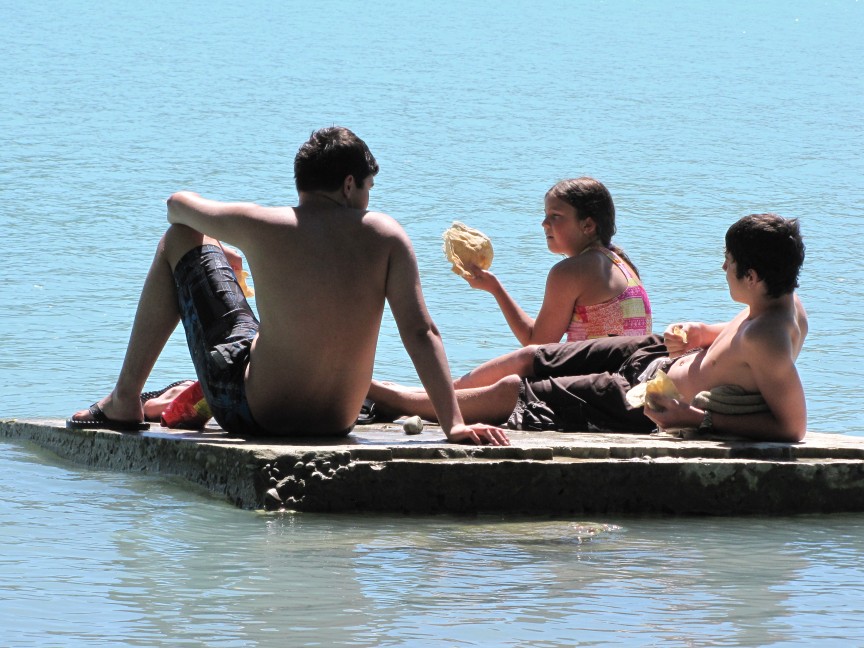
[507,335,667,432]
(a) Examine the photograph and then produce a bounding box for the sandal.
[67,403,149,432]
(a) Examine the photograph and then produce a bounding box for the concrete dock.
[3,418,864,515]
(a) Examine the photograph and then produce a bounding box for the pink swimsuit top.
[566,247,652,342]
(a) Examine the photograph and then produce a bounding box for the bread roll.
[442,221,493,278]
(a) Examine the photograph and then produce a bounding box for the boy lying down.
[366,213,808,442]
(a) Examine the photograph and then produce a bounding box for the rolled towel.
[691,385,769,415]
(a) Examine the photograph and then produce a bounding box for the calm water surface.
[3,441,864,646]
[2,0,864,644]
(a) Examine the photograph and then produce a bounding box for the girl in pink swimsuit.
[463,176,651,345]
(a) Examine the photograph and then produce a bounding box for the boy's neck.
[299,190,347,208]
[745,290,795,319]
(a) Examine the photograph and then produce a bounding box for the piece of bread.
[625,369,682,409]
[442,221,493,278]
[237,269,254,298]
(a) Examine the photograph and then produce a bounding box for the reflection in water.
[345,517,863,646]
[3,443,864,644]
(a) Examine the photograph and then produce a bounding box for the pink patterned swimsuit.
[566,247,652,342]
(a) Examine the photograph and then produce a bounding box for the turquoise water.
[2,0,864,644]
[4,440,864,646]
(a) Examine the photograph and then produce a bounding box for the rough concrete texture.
[3,418,864,515]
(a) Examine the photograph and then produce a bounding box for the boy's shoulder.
[358,211,414,246]
[739,300,802,360]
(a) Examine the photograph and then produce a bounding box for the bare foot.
[142,380,195,421]
[368,381,424,422]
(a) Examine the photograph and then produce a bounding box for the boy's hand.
[663,322,703,357]
[447,423,510,446]
[220,243,245,276]
[644,394,703,429]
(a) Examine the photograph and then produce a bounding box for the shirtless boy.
[69,127,508,446]
[368,213,807,442]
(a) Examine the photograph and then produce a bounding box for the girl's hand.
[462,264,499,293]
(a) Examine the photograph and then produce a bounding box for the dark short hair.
[294,127,379,192]
[725,213,805,298]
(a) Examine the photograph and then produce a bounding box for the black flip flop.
[140,380,194,405]
[354,398,399,425]
[66,403,150,432]
[355,398,378,425]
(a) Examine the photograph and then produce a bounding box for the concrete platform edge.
[3,418,864,515]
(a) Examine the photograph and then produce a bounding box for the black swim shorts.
[173,244,271,435]
[507,335,668,432]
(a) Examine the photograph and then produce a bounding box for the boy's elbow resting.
[401,325,443,357]
[785,424,807,443]
[781,407,807,443]
[771,417,806,443]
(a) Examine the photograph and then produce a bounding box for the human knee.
[515,345,539,376]
[496,374,523,394]
[164,223,205,247]
[163,224,216,267]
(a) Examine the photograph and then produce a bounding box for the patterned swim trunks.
[173,244,271,435]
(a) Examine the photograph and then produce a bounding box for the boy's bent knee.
[165,223,205,245]
[164,224,218,268]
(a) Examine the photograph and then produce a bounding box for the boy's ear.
[745,268,760,285]
[342,174,356,197]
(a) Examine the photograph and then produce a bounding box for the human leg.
[452,346,538,389]
[452,335,666,392]
[171,242,267,434]
[141,379,196,421]
[532,335,665,380]
[369,375,522,425]
[517,373,655,432]
[69,225,216,427]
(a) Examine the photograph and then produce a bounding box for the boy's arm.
[663,321,729,356]
[718,325,807,441]
[384,223,509,446]
[166,191,263,248]
[647,326,807,442]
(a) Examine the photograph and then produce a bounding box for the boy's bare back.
[69,127,508,445]
[238,203,410,432]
